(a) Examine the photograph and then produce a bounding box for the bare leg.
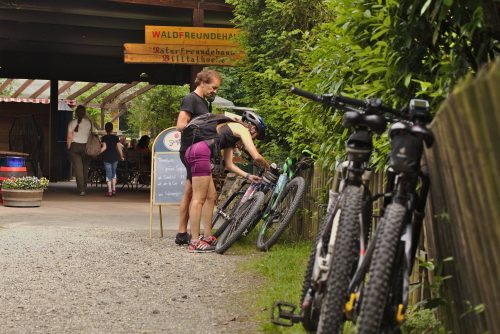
[111,178,117,192]
[178,180,192,233]
[202,178,217,237]
[189,175,211,241]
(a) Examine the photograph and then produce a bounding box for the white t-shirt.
[68,118,92,144]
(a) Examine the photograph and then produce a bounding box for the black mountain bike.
[349,99,434,333]
[272,87,392,332]
[215,166,279,254]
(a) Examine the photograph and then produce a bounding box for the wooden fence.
[422,59,500,334]
[282,60,500,332]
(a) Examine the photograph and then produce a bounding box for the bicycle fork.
[272,189,340,327]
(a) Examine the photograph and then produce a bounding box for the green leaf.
[421,0,432,15]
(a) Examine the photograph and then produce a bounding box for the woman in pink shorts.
[184,111,270,253]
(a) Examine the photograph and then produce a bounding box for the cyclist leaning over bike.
[181,110,270,253]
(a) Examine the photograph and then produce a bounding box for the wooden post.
[49,80,58,181]
[190,4,205,91]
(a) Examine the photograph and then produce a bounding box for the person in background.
[67,105,92,196]
[136,135,151,153]
[128,138,137,150]
[119,136,128,158]
[175,69,222,246]
[100,122,124,196]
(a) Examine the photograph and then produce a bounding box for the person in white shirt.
[66,105,92,195]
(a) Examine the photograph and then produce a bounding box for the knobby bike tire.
[300,203,339,333]
[215,191,265,254]
[317,185,363,334]
[211,189,245,238]
[256,177,306,251]
[357,203,406,334]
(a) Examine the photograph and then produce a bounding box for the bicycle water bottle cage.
[343,112,387,134]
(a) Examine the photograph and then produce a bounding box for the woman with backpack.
[182,110,270,253]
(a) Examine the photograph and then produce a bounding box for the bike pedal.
[271,301,302,327]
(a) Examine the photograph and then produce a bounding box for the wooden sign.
[124,43,243,66]
[145,26,239,46]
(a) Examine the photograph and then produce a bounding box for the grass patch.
[229,230,312,333]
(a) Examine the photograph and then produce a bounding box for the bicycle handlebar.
[291,86,398,116]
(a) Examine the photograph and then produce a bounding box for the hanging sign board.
[149,127,185,238]
[145,26,240,46]
[124,43,243,66]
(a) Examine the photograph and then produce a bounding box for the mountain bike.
[210,178,250,238]
[215,152,313,254]
[349,99,434,333]
[272,87,392,332]
[215,166,279,254]
[255,151,314,251]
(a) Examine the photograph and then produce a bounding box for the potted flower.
[1,176,49,207]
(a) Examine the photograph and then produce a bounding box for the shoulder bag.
[85,119,101,157]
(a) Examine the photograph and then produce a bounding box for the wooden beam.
[0,78,14,94]
[58,81,76,95]
[105,0,233,12]
[101,82,139,105]
[81,83,116,105]
[29,80,51,98]
[119,84,155,105]
[66,82,97,100]
[11,79,34,98]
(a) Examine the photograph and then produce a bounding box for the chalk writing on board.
[153,153,186,204]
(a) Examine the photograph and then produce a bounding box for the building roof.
[0,0,234,84]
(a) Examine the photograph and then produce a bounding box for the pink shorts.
[185,141,212,177]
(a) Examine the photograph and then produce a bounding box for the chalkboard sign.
[153,152,186,204]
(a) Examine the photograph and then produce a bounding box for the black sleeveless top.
[216,124,240,149]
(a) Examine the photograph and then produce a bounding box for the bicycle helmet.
[241,110,266,140]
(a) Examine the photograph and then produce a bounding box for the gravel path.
[0,224,261,333]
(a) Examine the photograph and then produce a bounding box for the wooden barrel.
[0,166,28,180]
[0,165,28,205]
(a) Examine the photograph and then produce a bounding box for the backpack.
[181,113,234,149]
[182,113,235,176]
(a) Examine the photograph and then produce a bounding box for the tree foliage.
[224,0,499,169]
[127,85,189,138]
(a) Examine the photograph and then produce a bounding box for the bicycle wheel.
[300,202,341,333]
[211,189,245,238]
[215,191,265,254]
[256,177,306,251]
[316,185,363,334]
[357,203,406,334]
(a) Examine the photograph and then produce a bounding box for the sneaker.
[202,235,217,246]
[105,192,113,197]
[188,239,215,253]
[79,191,86,196]
[175,232,191,246]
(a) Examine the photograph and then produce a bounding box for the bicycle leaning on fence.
[347,98,434,334]
[213,151,314,254]
[272,87,392,333]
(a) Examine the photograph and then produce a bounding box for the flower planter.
[1,189,44,207]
